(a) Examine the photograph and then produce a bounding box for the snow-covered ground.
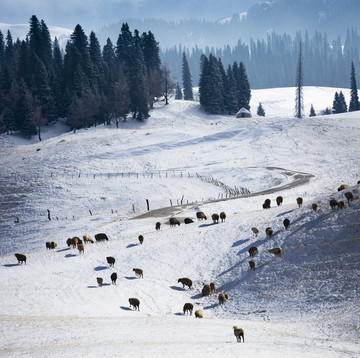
[0,86,359,357]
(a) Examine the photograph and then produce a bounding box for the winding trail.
[132,166,315,219]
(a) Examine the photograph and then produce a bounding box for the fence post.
[146,199,150,211]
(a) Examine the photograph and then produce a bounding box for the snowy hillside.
[0,87,359,357]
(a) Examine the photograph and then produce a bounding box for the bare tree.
[161,64,176,105]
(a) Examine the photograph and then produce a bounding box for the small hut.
[236,107,252,118]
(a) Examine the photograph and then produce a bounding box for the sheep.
[45,242,51,249]
[66,238,73,247]
[183,303,193,315]
[248,246,258,258]
[95,233,109,242]
[184,218,194,224]
[155,222,161,230]
[138,235,144,244]
[337,200,345,209]
[202,284,211,296]
[129,298,140,311]
[338,184,350,191]
[210,282,216,293]
[133,268,143,278]
[233,326,245,343]
[212,213,219,223]
[15,253,27,265]
[311,203,318,212]
[169,217,180,227]
[46,241,56,250]
[265,227,273,237]
[276,196,283,206]
[178,277,193,290]
[83,235,94,244]
[110,272,117,285]
[268,247,282,257]
[283,218,290,230]
[195,310,204,318]
[218,293,228,305]
[297,197,303,208]
[96,277,103,287]
[329,199,338,209]
[77,243,84,255]
[262,199,271,209]
[251,227,259,237]
[249,260,256,271]
[220,212,226,222]
[106,256,115,267]
[345,191,354,204]
[196,212,207,220]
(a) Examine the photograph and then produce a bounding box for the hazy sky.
[0,0,258,31]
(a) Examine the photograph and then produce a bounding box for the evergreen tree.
[0,30,4,70]
[332,91,348,113]
[295,42,304,118]
[89,31,105,92]
[309,104,316,117]
[175,82,183,99]
[349,61,360,112]
[182,52,193,100]
[0,107,16,134]
[102,38,115,70]
[235,62,251,110]
[224,65,238,114]
[257,102,265,116]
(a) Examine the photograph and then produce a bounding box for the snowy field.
[0,86,359,357]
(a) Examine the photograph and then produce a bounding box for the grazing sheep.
[345,191,354,204]
[178,277,193,290]
[337,200,345,209]
[283,218,290,230]
[66,238,73,247]
[195,310,204,318]
[95,233,109,242]
[218,293,228,305]
[248,246,258,258]
[276,196,283,206]
[77,243,84,254]
[196,212,207,220]
[169,217,180,227]
[70,237,80,248]
[45,242,51,249]
[155,222,161,230]
[15,253,27,265]
[183,303,194,315]
[265,227,273,237]
[311,203,318,212]
[184,218,194,224]
[83,235,94,244]
[202,284,211,296]
[297,197,303,208]
[249,260,256,271]
[251,227,259,237]
[129,298,140,311]
[338,184,350,191]
[220,212,226,222]
[268,247,282,257]
[133,268,143,278]
[212,213,219,223]
[106,256,116,267]
[50,241,57,249]
[329,199,338,209]
[262,198,271,209]
[138,235,144,244]
[110,272,117,285]
[210,282,216,293]
[96,277,103,287]
[233,326,245,343]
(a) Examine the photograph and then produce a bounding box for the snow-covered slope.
[0,87,359,357]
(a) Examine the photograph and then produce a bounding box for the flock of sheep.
[11,181,358,343]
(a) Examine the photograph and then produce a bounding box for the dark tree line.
[0,16,164,137]
[161,29,360,90]
[199,54,251,114]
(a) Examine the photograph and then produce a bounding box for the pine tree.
[182,52,193,100]
[224,65,238,114]
[349,61,360,112]
[0,107,16,134]
[295,42,304,118]
[332,91,347,114]
[175,82,183,99]
[309,104,316,117]
[257,103,265,116]
[236,62,251,110]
